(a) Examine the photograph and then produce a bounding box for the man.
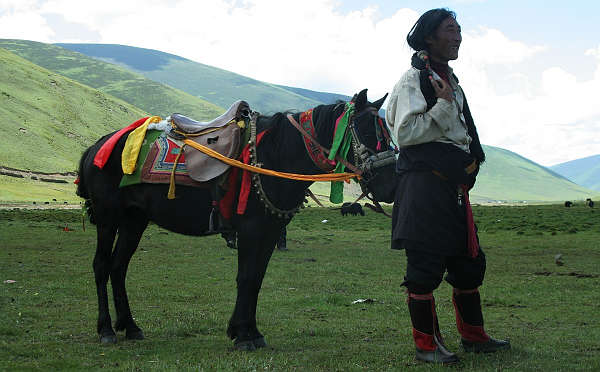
[386,8,510,364]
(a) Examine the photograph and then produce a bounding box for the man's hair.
[407,8,456,51]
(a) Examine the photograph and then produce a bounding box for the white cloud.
[584,45,600,58]
[1,0,598,165]
[461,27,546,65]
[0,1,55,41]
[458,45,600,165]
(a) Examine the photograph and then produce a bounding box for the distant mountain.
[471,146,593,202]
[0,39,223,121]
[274,85,351,105]
[550,155,600,191]
[0,39,595,203]
[55,43,352,113]
[0,47,145,172]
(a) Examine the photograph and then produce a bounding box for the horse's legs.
[247,232,278,347]
[227,227,277,350]
[110,210,148,340]
[94,223,118,343]
[227,238,256,349]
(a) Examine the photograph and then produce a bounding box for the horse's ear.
[354,89,368,110]
[371,93,388,110]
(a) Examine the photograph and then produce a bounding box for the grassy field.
[1,204,599,371]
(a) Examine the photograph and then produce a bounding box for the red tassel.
[461,184,479,258]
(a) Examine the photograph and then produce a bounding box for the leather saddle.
[170,100,250,134]
[166,100,251,182]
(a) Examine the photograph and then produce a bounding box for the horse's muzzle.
[360,151,398,203]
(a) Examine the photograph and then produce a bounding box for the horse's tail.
[76,146,97,225]
[76,146,92,200]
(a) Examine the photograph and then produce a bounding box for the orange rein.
[182,139,360,182]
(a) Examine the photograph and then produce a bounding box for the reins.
[182,138,358,182]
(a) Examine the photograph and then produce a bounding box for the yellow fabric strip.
[167,144,185,200]
[182,139,360,182]
[121,116,162,174]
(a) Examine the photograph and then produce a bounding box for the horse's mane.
[256,102,346,144]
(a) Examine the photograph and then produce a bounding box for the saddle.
[170,100,250,134]
[166,100,250,182]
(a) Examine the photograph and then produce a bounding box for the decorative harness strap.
[295,109,336,172]
[286,112,362,175]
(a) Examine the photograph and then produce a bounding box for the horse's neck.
[254,113,326,210]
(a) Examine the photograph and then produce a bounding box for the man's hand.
[429,76,453,102]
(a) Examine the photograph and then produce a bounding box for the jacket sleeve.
[386,69,460,147]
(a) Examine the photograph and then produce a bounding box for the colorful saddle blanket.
[120,130,204,188]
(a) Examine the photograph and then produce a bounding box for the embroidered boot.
[408,292,459,364]
[452,288,510,353]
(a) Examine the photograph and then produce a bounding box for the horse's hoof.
[126,329,145,340]
[234,340,256,351]
[252,336,267,348]
[100,334,117,344]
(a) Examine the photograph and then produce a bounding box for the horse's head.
[347,89,397,203]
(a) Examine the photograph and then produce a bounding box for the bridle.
[347,106,396,190]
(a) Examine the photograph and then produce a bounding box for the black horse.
[76,89,397,350]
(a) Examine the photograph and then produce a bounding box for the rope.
[182,139,360,182]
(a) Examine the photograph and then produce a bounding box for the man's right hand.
[429,76,453,102]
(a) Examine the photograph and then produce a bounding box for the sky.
[1,0,599,166]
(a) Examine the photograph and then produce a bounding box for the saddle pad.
[184,122,241,182]
[119,130,203,188]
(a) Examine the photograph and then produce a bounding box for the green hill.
[307,145,595,205]
[0,47,146,172]
[0,40,223,120]
[550,154,600,191]
[471,145,594,202]
[54,43,349,114]
[0,40,596,204]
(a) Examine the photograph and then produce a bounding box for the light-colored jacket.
[386,66,471,152]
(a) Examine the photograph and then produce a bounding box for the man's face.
[426,16,462,63]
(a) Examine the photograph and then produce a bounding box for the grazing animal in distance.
[341,202,365,216]
[564,201,572,208]
[586,198,594,208]
[76,89,397,350]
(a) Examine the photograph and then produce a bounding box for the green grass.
[1,205,599,371]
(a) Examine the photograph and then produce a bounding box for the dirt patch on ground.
[0,203,82,210]
[0,165,77,183]
[533,271,599,279]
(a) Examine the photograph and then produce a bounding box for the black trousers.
[403,240,486,294]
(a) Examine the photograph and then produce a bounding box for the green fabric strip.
[328,102,354,160]
[328,102,356,203]
[329,126,354,203]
